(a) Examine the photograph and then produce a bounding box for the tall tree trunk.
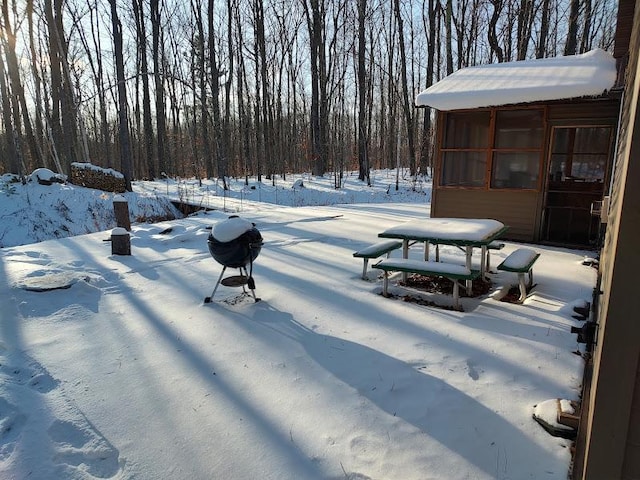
[151,0,167,176]
[26,0,47,169]
[209,0,229,187]
[357,0,369,184]
[134,0,155,178]
[254,0,272,181]
[1,1,42,170]
[45,0,80,173]
[564,0,579,55]
[223,0,234,180]
[89,4,111,168]
[109,0,133,189]
[536,0,551,58]
[192,2,211,178]
[304,0,327,176]
[44,0,64,169]
[445,0,454,74]
[488,0,505,62]
[233,2,253,181]
[419,0,436,175]
[516,0,533,60]
[394,0,416,175]
[580,0,593,53]
[0,51,19,173]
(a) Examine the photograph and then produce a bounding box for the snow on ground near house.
[0,171,594,479]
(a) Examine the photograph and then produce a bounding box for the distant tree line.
[0,0,617,189]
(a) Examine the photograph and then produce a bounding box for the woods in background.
[0,0,617,188]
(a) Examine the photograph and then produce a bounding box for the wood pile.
[69,163,126,193]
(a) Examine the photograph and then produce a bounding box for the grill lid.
[212,216,254,243]
[208,216,262,269]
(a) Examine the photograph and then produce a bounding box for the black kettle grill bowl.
[207,227,263,269]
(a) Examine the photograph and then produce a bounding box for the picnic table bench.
[497,248,540,302]
[373,258,480,311]
[353,240,402,279]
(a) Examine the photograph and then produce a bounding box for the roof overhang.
[415,49,617,111]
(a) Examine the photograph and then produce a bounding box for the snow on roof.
[415,48,617,111]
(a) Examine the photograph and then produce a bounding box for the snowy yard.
[0,173,594,479]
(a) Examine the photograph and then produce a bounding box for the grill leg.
[240,266,258,301]
[204,266,227,303]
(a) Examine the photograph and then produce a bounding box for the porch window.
[441,152,486,187]
[549,127,610,183]
[440,108,544,190]
[440,111,490,187]
[491,152,540,189]
[490,110,544,189]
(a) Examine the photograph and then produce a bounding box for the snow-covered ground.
[0,170,593,479]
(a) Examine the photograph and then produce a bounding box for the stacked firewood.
[69,163,126,193]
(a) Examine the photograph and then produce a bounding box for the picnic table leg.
[402,240,409,282]
[424,242,430,261]
[452,280,460,310]
[383,271,390,297]
[361,258,369,280]
[518,273,527,302]
[435,244,440,262]
[481,245,488,278]
[465,246,473,295]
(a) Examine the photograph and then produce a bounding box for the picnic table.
[378,217,509,290]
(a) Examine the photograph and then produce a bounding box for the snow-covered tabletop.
[379,217,506,245]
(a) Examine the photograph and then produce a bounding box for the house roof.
[415,49,617,111]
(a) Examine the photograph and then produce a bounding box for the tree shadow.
[245,301,559,479]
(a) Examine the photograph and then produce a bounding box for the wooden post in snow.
[111,227,131,255]
[113,194,131,231]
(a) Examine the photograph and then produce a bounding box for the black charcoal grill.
[204,216,263,303]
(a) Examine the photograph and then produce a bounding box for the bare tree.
[108,0,133,189]
[487,0,505,62]
[150,0,167,176]
[303,0,328,176]
[516,0,535,60]
[357,0,369,184]
[74,1,112,169]
[419,0,437,174]
[536,0,551,58]
[133,0,155,178]
[393,0,416,175]
[579,0,593,52]
[1,1,42,170]
[45,0,83,172]
[564,0,579,55]
[26,0,47,169]
[0,49,19,174]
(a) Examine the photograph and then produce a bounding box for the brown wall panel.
[432,189,540,241]
[547,100,620,124]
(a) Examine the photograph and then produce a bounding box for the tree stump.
[111,227,131,255]
[113,195,131,231]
